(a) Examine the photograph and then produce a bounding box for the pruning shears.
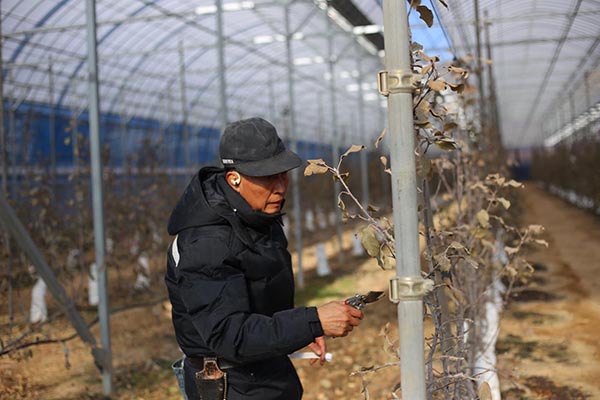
[344,291,384,310]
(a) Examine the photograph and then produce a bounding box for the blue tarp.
[3,100,332,169]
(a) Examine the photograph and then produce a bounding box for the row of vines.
[532,138,600,214]
[303,1,548,398]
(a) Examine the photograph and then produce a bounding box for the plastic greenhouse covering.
[2,0,391,168]
[1,0,599,161]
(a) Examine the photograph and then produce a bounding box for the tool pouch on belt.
[195,357,227,400]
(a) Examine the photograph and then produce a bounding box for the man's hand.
[317,301,364,338]
[308,336,326,365]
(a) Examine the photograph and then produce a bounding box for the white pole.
[326,3,344,263]
[85,0,112,394]
[216,0,229,131]
[284,2,305,287]
[48,60,57,190]
[381,0,426,398]
[0,13,6,196]
[355,41,369,207]
[178,40,190,167]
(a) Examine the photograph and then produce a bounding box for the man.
[165,117,363,400]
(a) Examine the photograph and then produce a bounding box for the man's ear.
[226,171,242,192]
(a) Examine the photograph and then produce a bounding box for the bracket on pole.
[389,276,433,302]
[377,69,417,97]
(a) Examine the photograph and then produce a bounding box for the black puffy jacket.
[165,167,323,399]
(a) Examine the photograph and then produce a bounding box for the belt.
[186,355,237,370]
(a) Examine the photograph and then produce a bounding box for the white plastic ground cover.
[88,262,99,306]
[29,276,48,323]
[549,184,600,215]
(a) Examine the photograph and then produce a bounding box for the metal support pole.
[483,12,499,139]
[8,68,16,198]
[48,60,57,190]
[584,71,591,137]
[569,92,576,143]
[381,0,426,398]
[355,41,369,207]
[0,16,7,196]
[284,2,305,288]
[120,114,127,169]
[318,92,324,138]
[326,2,344,263]
[166,90,174,172]
[474,0,486,145]
[178,40,190,168]
[85,0,112,394]
[268,70,276,124]
[160,93,171,170]
[72,111,79,175]
[216,0,229,131]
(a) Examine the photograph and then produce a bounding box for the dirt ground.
[1,184,599,399]
[497,185,600,399]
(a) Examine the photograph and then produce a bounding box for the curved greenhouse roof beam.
[518,0,583,145]
[7,0,72,65]
[56,2,157,108]
[109,3,305,123]
[105,22,193,116]
[185,40,363,129]
[139,20,289,124]
[542,36,600,122]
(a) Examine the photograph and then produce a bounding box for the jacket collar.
[216,174,283,234]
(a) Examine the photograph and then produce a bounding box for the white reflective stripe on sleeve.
[171,235,180,267]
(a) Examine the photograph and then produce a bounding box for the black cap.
[219,117,303,177]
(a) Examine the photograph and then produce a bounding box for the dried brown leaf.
[304,161,328,176]
[380,156,388,168]
[448,65,468,75]
[434,138,457,151]
[427,79,446,91]
[409,0,422,9]
[418,51,438,63]
[478,382,492,400]
[449,241,465,250]
[505,246,519,255]
[504,179,523,188]
[359,225,380,258]
[528,224,545,235]
[375,129,386,149]
[434,253,451,272]
[337,195,346,211]
[443,122,458,131]
[477,209,490,228]
[422,63,433,76]
[342,144,365,159]
[497,197,511,210]
[448,82,465,93]
[416,5,434,27]
[367,204,380,212]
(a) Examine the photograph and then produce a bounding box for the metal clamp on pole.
[389,276,433,303]
[377,69,416,97]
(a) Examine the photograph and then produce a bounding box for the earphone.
[231,174,241,186]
